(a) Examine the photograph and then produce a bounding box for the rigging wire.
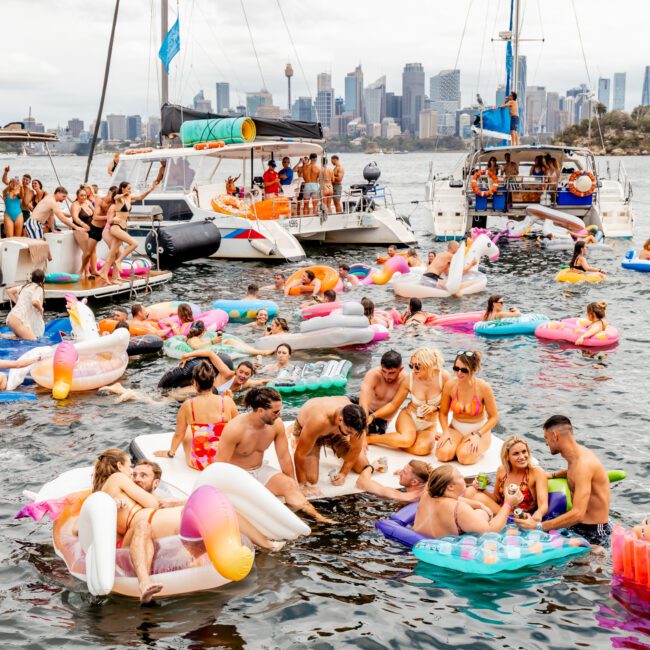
[240,0,268,90]
[275,0,313,101]
[175,0,197,103]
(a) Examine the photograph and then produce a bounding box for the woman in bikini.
[401,297,434,327]
[413,465,522,539]
[436,350,499,465]
[94,447,286,602]
[366,348,450,456]
[69,187,94,277]
[31,179,47,207]
[463,435,548,520]
[155,361,237,469]
[575,301,610,346]
[481,294,521,321]
[569,240,606,279]
[260,343,293,374]
[98,179,158,284]
[83,186,117,280]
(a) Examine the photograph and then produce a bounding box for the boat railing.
[616,160,633,202]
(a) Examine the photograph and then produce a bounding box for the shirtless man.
[423,241,476,283]
[301,153,321,216]
[331,155,344,213]
[338,263,359,289]
[292,396,370,487]
[260,273,285,292]
[517,414,611,546]
[500,92,520,145]
[113,306,129,322]
[24,188,78,239]
[356,460,430,502]
[284,269,321,297]
[359,350,405,435]
[215,387,331,522]
[386,245,397,259]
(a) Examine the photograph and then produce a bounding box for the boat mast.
[161,0,169,145]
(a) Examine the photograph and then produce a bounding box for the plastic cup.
[476,473,489,490]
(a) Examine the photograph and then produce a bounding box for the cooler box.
[475,195,488,211]
[557,189,593,206]
[493,193,506,211]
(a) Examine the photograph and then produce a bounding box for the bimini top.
[0,124,59,144]
[161,103,323,142]
[480,144,592,157]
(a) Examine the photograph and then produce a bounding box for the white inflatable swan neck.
[65,295,99,342]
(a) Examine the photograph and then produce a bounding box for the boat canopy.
[469,144,594,170]
[0,125,59,144]
[161,103,323,142]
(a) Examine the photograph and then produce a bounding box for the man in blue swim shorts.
[500,92,520,145]
[301,153,321,215]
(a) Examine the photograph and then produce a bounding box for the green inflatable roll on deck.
[180,118,256,146]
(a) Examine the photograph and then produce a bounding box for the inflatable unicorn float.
[391,233,500,299]
[7,295,129,399]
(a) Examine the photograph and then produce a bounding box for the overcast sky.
[1,0,648,128]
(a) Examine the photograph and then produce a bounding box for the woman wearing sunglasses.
[436,350,499,465]
[366,348,450,456]
[481,294,521,321]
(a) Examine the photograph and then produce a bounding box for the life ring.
[194,141,225,151]
[124,148,153,155]
[210,194,251,217]
[568,171,596,198]
[471,170,498,198]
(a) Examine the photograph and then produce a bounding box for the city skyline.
[1,0,649,127]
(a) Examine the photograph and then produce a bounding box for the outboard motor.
[145,220,221,268]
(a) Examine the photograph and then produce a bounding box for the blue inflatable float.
[474,313,549,336]
[0,318,72,360]
[0,391,37,403]
[621,250,650,273]
[211,299,279,323]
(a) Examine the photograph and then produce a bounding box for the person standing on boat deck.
[322,158,334,214]
[517,415,612,547]
[292,156,307,215]
[263,160,280,197]
[214,387,333,521]
[84,186,117,277]
[301,153,321,216]
[2,178,24,237]
[25,187,75,239]
[278,157,294,192]
[331,155,345,213]
[31,179,47,207]
[291,396,371,487]
[69,187,93,277]
[500,92,520,145]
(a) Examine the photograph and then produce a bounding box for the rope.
[240,0,267,91]
[275,0,313,101]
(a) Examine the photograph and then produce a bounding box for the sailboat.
[425,0,635,240]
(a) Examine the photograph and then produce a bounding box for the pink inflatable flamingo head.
[52,340,79,400]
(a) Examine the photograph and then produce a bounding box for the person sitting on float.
[413,465,522,538]
[463,435,548,520]
[406,248,423,268]
[366,348,450,456]
[302,289,337,308]
[481,294,521,321]
[578,224,602,245]
[569,240,606,279]
[165,303,196,336]
[243,308,269,331]
[284,269,321,297]
[436,350,498,465]
[401,297,435,326]
[361,297,393,330]
[338,263,359,289]
[575,301,609,346]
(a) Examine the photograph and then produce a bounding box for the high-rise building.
[344,65,364,118]
[597,78,611,111]
[331,113,353,137]
[402,63,425,135]
[496,85,507,106]
[284,64,294,114]
[525,86,546,134]
[106,114,127,141]
[335,97,345,116]
[642,66,650,106]
[516,56,527,134]
[418,109,438,139]
[315,88,335,128]
[364,76,386,126]
[99,120,108,141]
[566,84,589,123]
[430,69,461,110]
[456,107,480,138]
[67,118,84,138]
[292,97,314,122]
[216,82,230,113]
[147,116,161,142]
[381,117,401,139]
[317,72,332,93]
[246,89,272,117]
[126,115,142,141]
[385,93,402,122]
[545,92,560,134]
[613,72,626,111]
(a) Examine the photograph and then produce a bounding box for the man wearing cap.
[263,160,280,197]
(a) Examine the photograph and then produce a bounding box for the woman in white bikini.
[366,348,450,456]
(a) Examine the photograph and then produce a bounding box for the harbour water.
[1,153,649,648]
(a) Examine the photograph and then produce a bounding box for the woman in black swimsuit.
[98,180,158,285]
[69,187,94,278]
[82,186,117,281]
[569,240,606,279]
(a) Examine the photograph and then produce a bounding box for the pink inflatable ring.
[535,318,619,347]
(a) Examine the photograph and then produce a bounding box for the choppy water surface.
[1,153,649,649]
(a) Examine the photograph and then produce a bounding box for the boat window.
[163,156,201,192]
[112,159,136,185]
[193,156,221,186]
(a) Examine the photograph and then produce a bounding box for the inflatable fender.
[77,491,117,595]
[192,463,311,540]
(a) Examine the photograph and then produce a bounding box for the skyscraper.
[317,73,332,93]
[385,93,402,122]
[126,115,142,141]
[216,82,230,113]
[246,89,272,117]
[598,78,611,111]
[67,118,84,138]
[402,63,425,135]
[430,70,461,109]
[545,92,560,134]
[364,76,386,126]
[516,56,527,135]
[315,90,334,128]
[147,116,161,142]
[525,86,546,134]
[344,65,363,118]
[613,72,626,111]
[642,66,650,106]
[292,97,314,122]
[106,114,127,141]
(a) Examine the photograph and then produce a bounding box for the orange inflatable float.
[249,198,291,220]
[211,194,251,217]
[98,319,169,337]
[285,266,339,295]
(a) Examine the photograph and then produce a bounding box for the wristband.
[503,502,513,512]
[167,450,174,458]
[536,521,543,531]
[362,464,375,474]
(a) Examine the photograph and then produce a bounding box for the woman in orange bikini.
[463,435,549,520]
[155,361,237,469]
[436,350,499,465]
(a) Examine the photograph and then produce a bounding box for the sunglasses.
[456,350,476,357]
[452,365,470,374]
[409,362,421,371]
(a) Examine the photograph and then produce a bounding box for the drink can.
[514,508,525,519]
[507,483,518,496]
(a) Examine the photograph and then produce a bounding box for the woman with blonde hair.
[3,178,24,237]
[366,347,450,456]
[575,301,609,346]
[463,435,548,521]
[436,350,499,465]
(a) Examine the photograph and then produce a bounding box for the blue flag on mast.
[159,17,180,72]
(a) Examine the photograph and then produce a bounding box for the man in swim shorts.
[215,387,332,522]
[423,240,477,283]
[359,350,405,435]
[517,414,611,546]
[331,155,344,213]
[25,187,75,239]
[292,396,370,487]
[301,153,321,216]
[500,92,520,145]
